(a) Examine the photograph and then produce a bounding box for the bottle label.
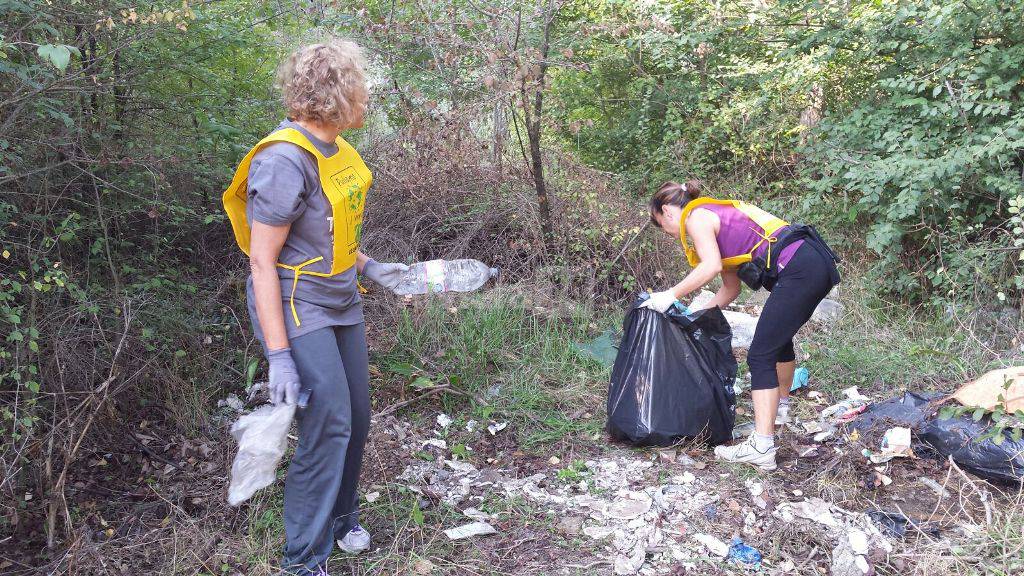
[423,259,446,292]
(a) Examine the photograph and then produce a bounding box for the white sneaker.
[714,436,778,471]
[337,525,371,555]
[776,403,792,426]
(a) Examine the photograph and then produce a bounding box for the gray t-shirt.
[245,120,364,344]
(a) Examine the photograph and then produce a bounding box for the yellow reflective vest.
[678,198,789,270]
[222,128,371,326]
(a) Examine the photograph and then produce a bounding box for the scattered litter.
[813,427,836,443]
[605,491,653,520]
[867,510,941,539]
[548,455,561,465]
[487,421,508,435]
[863,427,913,464]
[791,367,810,392]
[728,537,762,566]
[445,459,478,474]
[821,399,868,423]
[802,421,824,434]
[672,472,696,485]
[227,403,296,506]
[918,477,951,499]
[436,413,453,428]
[461,507,490,521]
[693,533,729,558]
[443,521,497,540]
[775,497,892,576]
[218,393,245,412]
[364,491,381,503]
[422,438,447,450]
[583,524,615,539]
[613,542,647,575]
[465,419,478,432]
[842,386,870,402]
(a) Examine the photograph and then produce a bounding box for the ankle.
[752,432,775,452]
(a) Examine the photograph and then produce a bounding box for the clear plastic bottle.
[392,259,500,296]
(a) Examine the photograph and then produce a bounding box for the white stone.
[693,533,729,558]
[582,525,615,540]
[605,491,653,520]
[444,521,496,540]
[848,529,870,555]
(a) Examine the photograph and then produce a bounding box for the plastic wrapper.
[917,414,1024,484]
[607,299,737,446]
[227,402,296,506]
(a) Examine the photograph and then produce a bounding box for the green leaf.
[410,376,436,390]
[411,500,424,526]
[37,44,72,71]
[972,407,986,422]
[388,362,415,377]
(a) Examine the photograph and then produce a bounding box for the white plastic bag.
[227,403,296,506]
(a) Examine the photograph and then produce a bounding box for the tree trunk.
[493,101,507,173]
[522,0,558,253]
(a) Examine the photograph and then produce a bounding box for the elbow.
[704,261,723,278]
[249,255,276,278]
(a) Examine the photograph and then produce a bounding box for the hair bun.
[684,179,702,200]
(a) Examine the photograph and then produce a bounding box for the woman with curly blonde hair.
[222,40,407,575]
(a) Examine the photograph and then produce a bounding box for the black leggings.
[748,242,838,391]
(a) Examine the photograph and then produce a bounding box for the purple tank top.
[697,204,803,269]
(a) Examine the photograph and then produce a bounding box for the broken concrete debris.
[775,497,892,576]
[693,533,729,558]
[443,521,497,540]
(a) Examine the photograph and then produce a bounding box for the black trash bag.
[917,415,1024,484]
[850,391,943,435]
[607,298,737,447]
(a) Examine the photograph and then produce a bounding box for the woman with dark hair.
[645,180,840,471]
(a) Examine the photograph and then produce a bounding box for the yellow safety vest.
[679,198,789,270]
[222,128,371,326]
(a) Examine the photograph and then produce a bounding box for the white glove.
[641,290,679,313]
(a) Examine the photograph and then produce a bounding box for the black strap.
[765,224,841,286]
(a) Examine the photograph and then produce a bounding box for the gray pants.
[281,324,370,575]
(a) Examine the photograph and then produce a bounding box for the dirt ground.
[3,313,1020,576]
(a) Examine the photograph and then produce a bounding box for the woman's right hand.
[267,348,300,405]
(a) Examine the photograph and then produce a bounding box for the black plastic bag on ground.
[607,299,737,447]
[917,415,1024,484]
[849,391,942,435]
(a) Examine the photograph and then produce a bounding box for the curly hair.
[276,39,368,127]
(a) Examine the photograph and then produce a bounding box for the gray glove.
[363,259,409,291]
[267,348,300,406]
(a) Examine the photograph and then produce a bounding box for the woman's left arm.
[702,269,741,309]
